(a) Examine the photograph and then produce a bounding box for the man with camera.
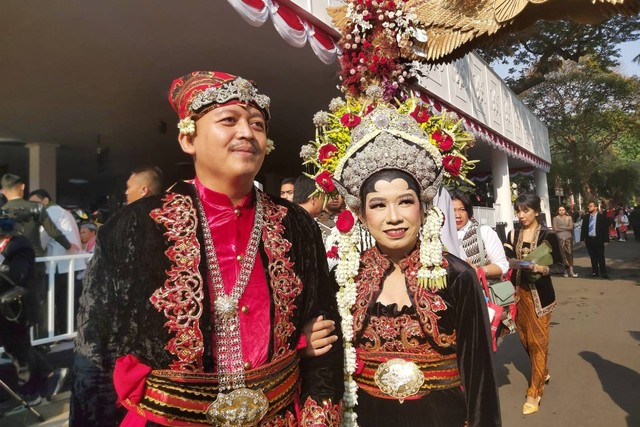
[1,175,79,335]
[0,217,61,409]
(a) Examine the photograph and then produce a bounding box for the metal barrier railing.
[1,253,92,353]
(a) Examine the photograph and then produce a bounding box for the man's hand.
[300,315,338,358]
[68,244,80,254]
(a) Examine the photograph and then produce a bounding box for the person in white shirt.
[451,191,508,279]
[28,189,86,335]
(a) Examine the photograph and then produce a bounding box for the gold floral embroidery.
[300,397,341,427]
[149,192,204,371]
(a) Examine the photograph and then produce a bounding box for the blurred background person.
[451,190,508,280]
[293,175,325,219]
[279,177,295,202]
[0,217,62,408]
[580,201,610,279]
[614,208,629,242]
[552,206,578,277]
[630,205,640,242]
[504,194,564,415]
[79,223,97,254]
[124,165,164,205]
[28,189,85,336]
[1,174,77,337]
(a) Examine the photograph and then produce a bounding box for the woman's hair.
[450,190,474,218]
[514,193,541,213]
[359,169,421,211]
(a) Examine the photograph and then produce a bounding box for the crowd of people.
[0,69,637,427]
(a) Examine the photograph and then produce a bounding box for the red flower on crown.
[315,171,336,192]
[443,155,463,177]
[340,113,361,128]
[318,144,338,163]
[336,210,355,233]
[432,130,454,152]
[410,106,430,123]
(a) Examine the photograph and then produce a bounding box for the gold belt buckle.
[374,358,425,403]
[206,388,269,427]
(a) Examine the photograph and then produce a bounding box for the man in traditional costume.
[70,71,343,426]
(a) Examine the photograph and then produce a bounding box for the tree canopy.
[477,16,640,94]
[521,59,640,204]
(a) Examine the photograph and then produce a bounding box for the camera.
[0,204,42,223]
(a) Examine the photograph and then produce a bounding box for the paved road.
[495,233,640,427]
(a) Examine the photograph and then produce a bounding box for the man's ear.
[178,133,196,155]
[141,186,150,197]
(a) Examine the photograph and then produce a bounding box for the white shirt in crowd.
[39,205,87,274]
[456,221,509,275]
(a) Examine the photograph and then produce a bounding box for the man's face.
[588,202,598,214]
[28,194,49,206]
[79,228,96,244]
[326,194,344,214]
[125,173,148,205]
[280,183,294,201]
[452,199,469,230]
[179,104,267,186]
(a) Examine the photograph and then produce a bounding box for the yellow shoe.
[522,397,541,415]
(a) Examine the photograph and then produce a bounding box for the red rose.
[443,155,463,177]
[326,246,339,259]
[336,210,355,233]
[318,144,338,163]
[340,113,361,128]
[410,106,430,123]
[315,171,335,192]
[432,130,454,151]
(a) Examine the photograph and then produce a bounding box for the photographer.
[1,174,78,336]
[0,218,60,406]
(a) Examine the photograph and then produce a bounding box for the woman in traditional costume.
[302,95,501,427]
[503,194,564,415]
[552,206,578,277]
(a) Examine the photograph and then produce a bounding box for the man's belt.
[117,352,299,426]
[353,351,461,402]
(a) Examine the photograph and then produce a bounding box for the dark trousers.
[585,237,606,275]
[0,317,52,393]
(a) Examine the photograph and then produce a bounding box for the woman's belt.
[116,352,299,426]
[353,351,461,402]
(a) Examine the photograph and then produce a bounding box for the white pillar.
[534,169,551,228]
[491,150,513,234]
[26,142,59,198]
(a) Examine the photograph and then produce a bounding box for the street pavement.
[495,232,640,427]
[2,232,639,426]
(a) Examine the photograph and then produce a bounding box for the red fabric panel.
[312,26,336,50]
[241,0,266,10]
[275,1,305,31]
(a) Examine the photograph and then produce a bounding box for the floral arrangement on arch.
[300,95,477,199]
[335,0,426,100]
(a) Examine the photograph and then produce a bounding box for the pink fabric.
[113,355,152,427]
[195,179,270,368]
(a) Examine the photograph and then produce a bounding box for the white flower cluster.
[265,138,275,155]
[313,111,331,127]
[333,213,362,427]
[418,207,447,290]
[177,117,196,135]
[329,97,346,113]
[299,144,316,160]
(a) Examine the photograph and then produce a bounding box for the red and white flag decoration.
[228,0,339,64]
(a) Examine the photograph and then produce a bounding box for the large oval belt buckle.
[206,388,269,427]
[374,358,424,403]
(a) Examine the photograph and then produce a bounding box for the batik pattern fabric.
[348,245,501,427]
[70,181,343,427]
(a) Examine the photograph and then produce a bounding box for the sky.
[492,41,640,79]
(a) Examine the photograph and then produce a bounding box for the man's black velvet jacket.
[70,181,343,426]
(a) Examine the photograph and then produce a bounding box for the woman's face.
[558,206,566,216]
[362,178,422,260]
[516,205,539,228]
